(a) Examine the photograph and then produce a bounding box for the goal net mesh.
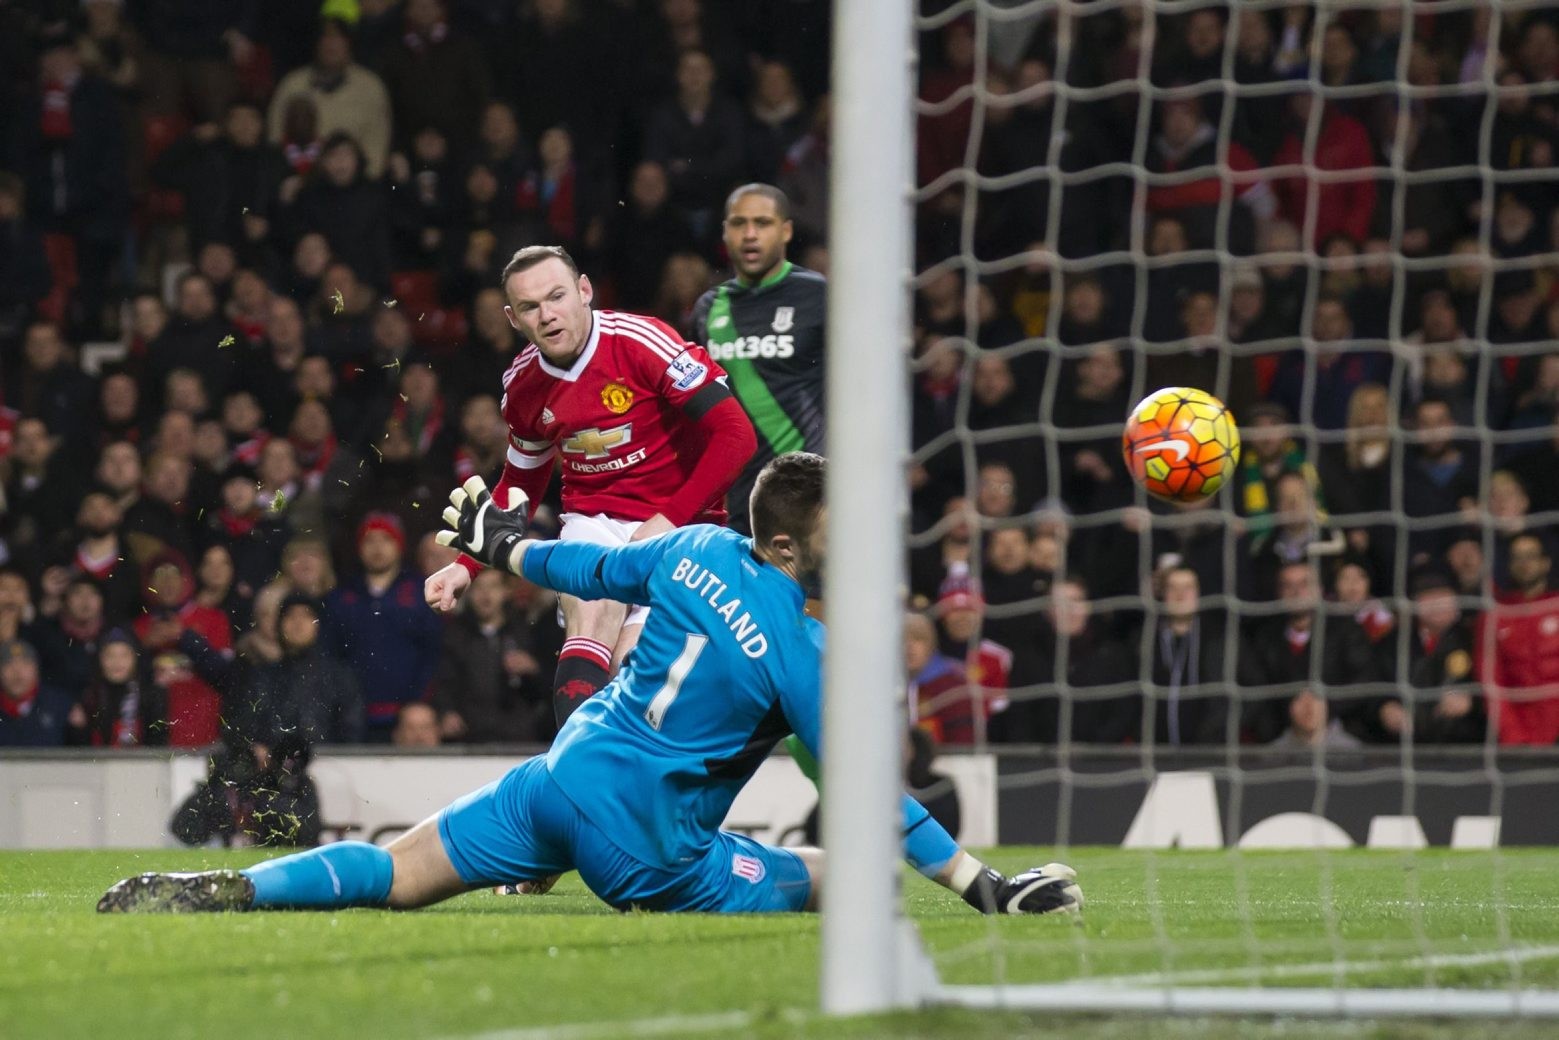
[902,0,1559,1013]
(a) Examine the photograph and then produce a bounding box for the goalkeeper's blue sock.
[242,841,394,909]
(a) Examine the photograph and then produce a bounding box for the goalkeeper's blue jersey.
[520,525,946,874]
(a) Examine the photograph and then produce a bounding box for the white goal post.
[820,0,919,1017]
[822,0,1559,1022]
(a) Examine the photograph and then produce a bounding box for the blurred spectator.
[1241,561,1378,744]
[388,126,456,269]
[132,0,253,120]
[906,610,978,747]
[917,18,975,193]
[1478,533,1559,746]
[94,372,143,447]
[5,417,84,558]
[186,591,362,749]
[1374,569,1485,745]
[59,487,141,622]
[1153,7,1226,86]
[1000,578,1137,744]
[776,95,829,243]
[10,26,128,337]
[15,321,94,449]
[144,272,242,410]
[432,567,550,744]
[392,701,441,747]
[0,639,74,746]
[968,354,1044,507]
[1053,344,1130,515]
[126,451,198,564]
[282,134,391,291]
[652,252,716,335]
[33,574,106,697]
[267,19,392,179]
[934,573,1012,722]
[1236,402,1320,537]
[1347,239,1394,340]
[279,535,337,599]
[645,49,746,237]
[1055,276,1123,346]
[1144,94,1270,256]
[1316,383,1392,566]
[974,461,1019,520]
[1132,566,1234,746]
[1268,296,1392,430]
[1332,556,1395,663]
[470,100,534,204]
[77,0,146,103]
[978,523,1049,648]
[0,173,51,347]
[451,395,507,487]
[202,462,288,599]
[1142,215,1217,342]
[1240,471,1338,603]
[323,513,441,740]
[603,162,697,312]
[195,543,250,633]
[153,101,291,255]
[909,495,974,601]
[0,569,38,646]
[1371,104,1471,257]
[1270,95,1377,245]
[1146,289,1258,416]
[1270,688,1363,751]
[500,0,613,164]
[70,629,167,747]
[746,60,808,182]
[1226,264,1282,344]
[514,126,607,258]
[1401,396,1479,565]
[382,0,491,162]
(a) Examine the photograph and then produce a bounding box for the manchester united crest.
[601,381,634,414]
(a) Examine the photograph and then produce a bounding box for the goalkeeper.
[98,455,1081,917]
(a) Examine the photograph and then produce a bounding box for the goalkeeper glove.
[435,476,530,575]
[962,862,1082,916]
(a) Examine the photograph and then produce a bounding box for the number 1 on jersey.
[644,634,708,731]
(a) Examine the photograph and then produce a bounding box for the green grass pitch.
[6,847,1559,1039]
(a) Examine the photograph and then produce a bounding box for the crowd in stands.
[0,2,1556,754]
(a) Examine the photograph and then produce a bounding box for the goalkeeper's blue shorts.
[437,756,811,913]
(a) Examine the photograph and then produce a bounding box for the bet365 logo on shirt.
[708,335,795,361]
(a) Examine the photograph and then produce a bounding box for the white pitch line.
[454,1009,776,1040]
[1085,943,1559,989]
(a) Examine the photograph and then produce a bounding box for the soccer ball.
[1121,387,1241,503]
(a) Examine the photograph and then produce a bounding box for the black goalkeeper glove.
[435,476,531,575]
[962,862,1083,916]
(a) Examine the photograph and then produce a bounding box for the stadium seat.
[141,114,189,223]
[391,270,468,356]
[36,233,78,324]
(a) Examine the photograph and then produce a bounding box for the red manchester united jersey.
[501,310,731,523]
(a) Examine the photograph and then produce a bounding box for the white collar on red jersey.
[535,311,601,382]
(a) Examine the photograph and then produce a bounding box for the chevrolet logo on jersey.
[561,423,633,460]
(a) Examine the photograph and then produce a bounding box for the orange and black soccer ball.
[1122,387,1241,503]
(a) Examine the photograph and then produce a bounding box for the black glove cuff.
[961,866,1008,915]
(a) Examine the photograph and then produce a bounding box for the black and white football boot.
[97,870,256,913]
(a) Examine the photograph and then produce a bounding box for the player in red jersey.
[425,246,756,727]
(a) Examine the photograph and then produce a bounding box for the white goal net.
[825,0,1559,1020]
